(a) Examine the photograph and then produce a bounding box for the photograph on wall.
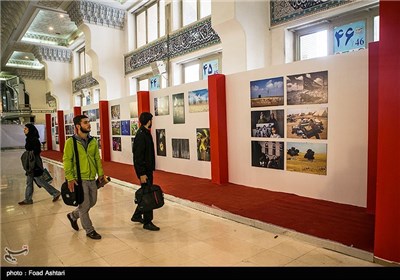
[196,128,210,161]
[154,96,169,116]
[251,140,284,170]
[65,113,73,124]
[55,117,58,125]
[131,137,135,153]
[96,123,100,135]
[112,137,122,151]
[55,126,58,135]
[172,138,190,159]
[286,71,328,105]
[189,89,209,113]
[131,120,139,136]
[156,129,166,157]
[250,76,284,107]
[121,120,130,136]
[55,135,59,145]
[82,110,88,117]
[129,101,138,118]
[112,121,121,135]
[172,93,185,124]
[202,59,219,80]
[94,137,101,149]
[251,109,284,138]
[95,108,99,120]
[65,125,74,135]
[111,104,121,119]
[88,109,97,122]
[287,107,328,139]
[286,142,327,175]
[51,117,55,127]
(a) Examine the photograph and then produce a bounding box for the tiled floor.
[1,149,381,267]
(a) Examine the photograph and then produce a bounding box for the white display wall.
[227,50,369,207]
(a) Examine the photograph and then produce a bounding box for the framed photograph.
[111,105,121,119]
[251,110,284,138]
[129,101,138,118]
[156,129,166,157]
[172,138,190,159]
[286,142,327,175]
[121,120,130,136]
[172,93,185,124]
[196,128,210,161]
[287,107,328,139]
[251,141,284,170]
[189,89,209,113]
[154,96,169,116]
[131,120,139,136]
[250,77,284,107]
[112,137,122,151]
[112,121,121,135]
[286,71,328,105]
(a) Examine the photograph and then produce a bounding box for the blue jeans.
[24,175,60,203]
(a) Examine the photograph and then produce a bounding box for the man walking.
[63,115,106,239]
[131,112,160,231]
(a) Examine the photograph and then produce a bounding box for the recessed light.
[49,27,54,31]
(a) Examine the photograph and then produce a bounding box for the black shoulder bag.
[61,137,84,206]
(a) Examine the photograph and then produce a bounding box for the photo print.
[251,109,284,138]
[189,88,209,113]
[154,96,169,116]
[172,93,185,124]
[111,104,120,119]
[112,137,122,151]
[172,138,190,159]
[112,121,121,135]
[96,123,100,135]
[196,128,210,161]
[251,140,284,170]
[131,120,139,136]
[286,70,328,105]
[156,129,166,157]
[286,142,327,175]
[129,101,138,118]
[250,76,284,107]
[287,107,328,139]
[121,120,130,136]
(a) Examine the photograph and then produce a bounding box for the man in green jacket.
[63,115,106,240]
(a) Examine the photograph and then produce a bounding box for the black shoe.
[143,222,160,231]
[18,200,33,205]
[67,213,79,231]
[131,216,144,224]
[86,230,102,240]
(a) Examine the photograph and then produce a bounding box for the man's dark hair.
[139,112,153,125]
[73,115,89,126]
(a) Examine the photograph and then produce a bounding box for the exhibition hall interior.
[1,0,398,269]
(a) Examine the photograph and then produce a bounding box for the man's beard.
[80,127,90,134]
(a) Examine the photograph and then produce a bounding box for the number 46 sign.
[334,20,366,54]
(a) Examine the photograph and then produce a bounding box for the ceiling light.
[49,27,54,31]
[59,14,65,18]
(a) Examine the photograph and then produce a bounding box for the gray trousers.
[70,180,98,234]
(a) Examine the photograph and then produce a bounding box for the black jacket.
[25,135,43,177]
[133,125,155,178]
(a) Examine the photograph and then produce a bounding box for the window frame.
[293,5,379,61]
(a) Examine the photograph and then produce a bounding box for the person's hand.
[68,180,77,192]
[140,175,148,184]
[98,175,106,183]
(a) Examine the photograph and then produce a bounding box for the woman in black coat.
[18,124,61,205]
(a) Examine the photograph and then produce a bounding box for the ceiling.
[0,0,142,78]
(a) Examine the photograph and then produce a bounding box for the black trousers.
[132,172,153,224]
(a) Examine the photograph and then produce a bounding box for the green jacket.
[63,135,104,182]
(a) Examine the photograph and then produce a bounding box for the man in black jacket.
[131,112,160,231]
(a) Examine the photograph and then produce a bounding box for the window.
[293,5,379,61]
[138,77,149,91]
[182,0,211,27]
[184,61,200,83]
[135,0,166,48]
[78,47,86,76]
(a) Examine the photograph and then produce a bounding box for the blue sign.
[150,75,161,91]
[334,20,366,54]
[202,59,219,80]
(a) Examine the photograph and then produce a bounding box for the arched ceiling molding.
[67,0,126,30]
